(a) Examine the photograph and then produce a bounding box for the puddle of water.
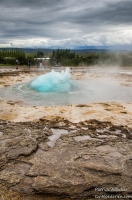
[47,128,69,148]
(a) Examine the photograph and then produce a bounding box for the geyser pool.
[0,67,132,106]
[28,67,76,92]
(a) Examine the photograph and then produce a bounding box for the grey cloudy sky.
[0,0,132,48]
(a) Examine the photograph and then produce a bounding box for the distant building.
[34,58,50,60]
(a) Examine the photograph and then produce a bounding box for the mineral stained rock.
[0,118,132,200]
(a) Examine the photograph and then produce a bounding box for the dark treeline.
[0,48,26,65]
[0,48,132,67]
[34,51,44,58]
[0,49,46,65]
[49,49,132,66]
[50,49,76,66]
[0,48,36,65]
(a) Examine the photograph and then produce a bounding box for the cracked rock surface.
[0,118,132,200]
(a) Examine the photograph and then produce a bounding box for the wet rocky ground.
[0,66,132,199]
[0,118,132,200]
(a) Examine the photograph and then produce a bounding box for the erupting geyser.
[29,67,76,92]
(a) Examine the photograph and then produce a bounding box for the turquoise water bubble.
[28,67,76,92]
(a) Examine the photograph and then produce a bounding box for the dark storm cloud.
[0,0,132,47]
[59,0,132,26]
[0,0,64,9]
[7,0,132,25]
[90,0,132,24]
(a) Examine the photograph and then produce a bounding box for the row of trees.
[34,51,44,58]
[0,48,36,65]
[0,49,48,66]
[0,48,25,65]
[49,49,76,66]
[0,48,132,66]
[49,49,132,66]
[0,48,25,58]
[51,49,75,60]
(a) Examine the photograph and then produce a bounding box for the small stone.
[122,134,126,138]
[81,127,88,130]
[0,131,3,136]
[69,125,76,130]
[70,130,77,133]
